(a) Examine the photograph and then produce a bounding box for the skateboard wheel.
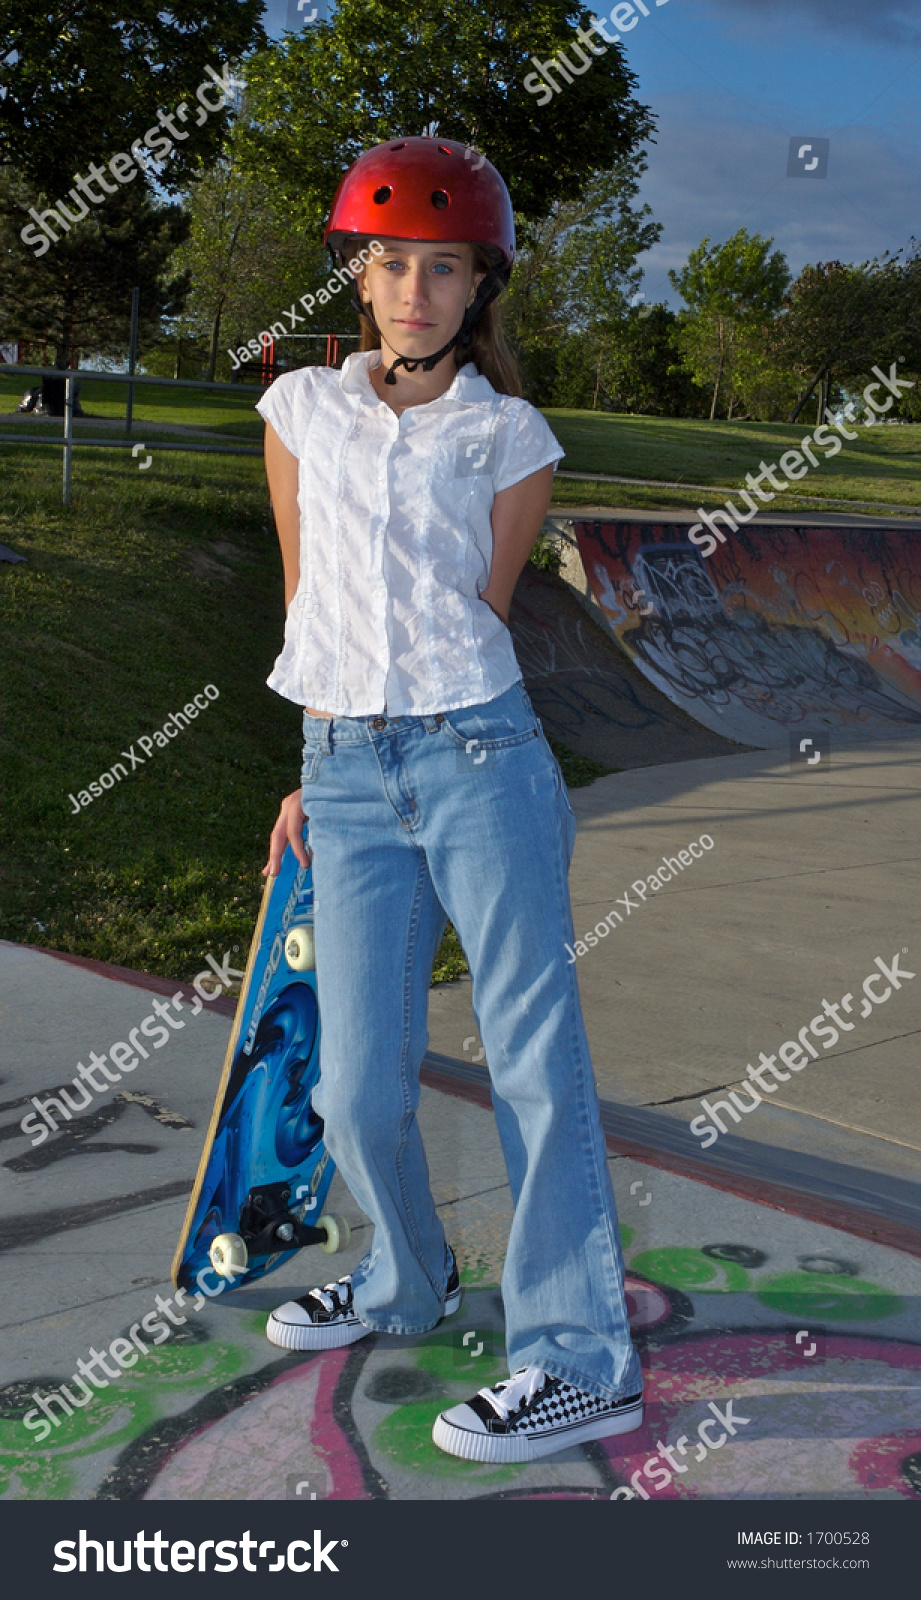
[210,1232,249,1279]
[285,926,315,971]
[318,1214,351,1254]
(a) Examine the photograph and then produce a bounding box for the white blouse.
[255,350,564,716]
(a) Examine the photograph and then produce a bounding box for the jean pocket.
[440,686,541,753]
[301,743,327,786]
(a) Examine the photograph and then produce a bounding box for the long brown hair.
[345,239,522,398]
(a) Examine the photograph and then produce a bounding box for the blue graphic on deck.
[176,852,334,1290]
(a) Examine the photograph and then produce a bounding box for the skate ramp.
[569,517,921,749]
[508,563,743,770]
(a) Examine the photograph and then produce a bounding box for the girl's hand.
[263,789,312,879]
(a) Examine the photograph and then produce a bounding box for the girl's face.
[358,239,484,359]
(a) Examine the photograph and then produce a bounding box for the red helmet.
[325,136,515,277]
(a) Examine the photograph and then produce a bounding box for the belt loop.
[304,712,332,754]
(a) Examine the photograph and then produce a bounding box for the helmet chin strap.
[357,265,507,386]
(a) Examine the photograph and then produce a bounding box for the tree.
[591,305,709,416]
[0,1,265,200]
[237,0,656,225]
[502,157,662,406]
[0,167,189,367]
[171,149,329,382]
[669,229,790,420]
[777,254,920,423]
[726,321,801,422]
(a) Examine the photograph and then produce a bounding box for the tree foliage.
[237,0,656,226]
[503,157,661,405]
[590,305,708,416]
[776,251,921,421]
[0,167,189,366]
[669,229,790,419]
[0,0,265,198]
[171,148,337,381]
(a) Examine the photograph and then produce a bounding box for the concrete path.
[1,945,919,1503]
[429,737,921,1166]
[555,472,921,518]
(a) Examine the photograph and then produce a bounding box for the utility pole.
[126,286,140,434]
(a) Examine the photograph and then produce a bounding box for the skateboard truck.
[208,1181,351,1280]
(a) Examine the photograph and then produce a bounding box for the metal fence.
[0,363,275,504]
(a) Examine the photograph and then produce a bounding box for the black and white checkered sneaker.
[266,1250,462,1351]
[432,1365,644,1462]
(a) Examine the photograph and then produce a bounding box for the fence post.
[63,374,74,506]
[126,286,140,434]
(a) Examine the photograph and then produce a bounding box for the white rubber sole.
[444,1284,463,1316]
[431,1397,644,1464]
[266,1282,462,1351]
[265,1311,370,1351]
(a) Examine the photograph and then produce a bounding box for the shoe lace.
[479,1366,548,1420]
[307,1276,353,1315]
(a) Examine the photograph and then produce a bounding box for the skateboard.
[171,843,349,1294]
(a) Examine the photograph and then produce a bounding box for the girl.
[256,137,642,1464]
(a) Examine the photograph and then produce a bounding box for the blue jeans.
[300,678,642,1401]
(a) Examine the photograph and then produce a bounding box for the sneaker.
[432,1365,644,1463]
[265,1249,462,1351]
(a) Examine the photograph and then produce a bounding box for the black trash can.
[41,375,67,415]
[39,375,84,416]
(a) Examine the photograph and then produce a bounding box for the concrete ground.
[2,725,920,1501]
[429,736,921,1169]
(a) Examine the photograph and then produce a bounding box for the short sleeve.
[494,401,565,493]
[255,370,308,456]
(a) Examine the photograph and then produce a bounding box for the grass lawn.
[0,443,608,989]
[5,374,918,509]
[545,411,921,514]
[0,371,266,440]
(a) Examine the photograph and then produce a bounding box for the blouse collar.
[339,348,497,410]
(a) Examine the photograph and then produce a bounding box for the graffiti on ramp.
[574,521,921,748]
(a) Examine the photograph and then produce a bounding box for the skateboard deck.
[172,843,347,1294]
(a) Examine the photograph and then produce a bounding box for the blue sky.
[260,0,920,307]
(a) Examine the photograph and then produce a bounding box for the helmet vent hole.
[373,185,393,205]
[431,189,450,210]
[438,145,452,155]
[389,142,406,151]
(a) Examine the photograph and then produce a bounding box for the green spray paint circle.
[373,1399,525,1479]
[414,1333,507,1387]
[757,1273,902,1321]
[630,1248,749,1293]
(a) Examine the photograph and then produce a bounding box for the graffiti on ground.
[2,1231,919,1502]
